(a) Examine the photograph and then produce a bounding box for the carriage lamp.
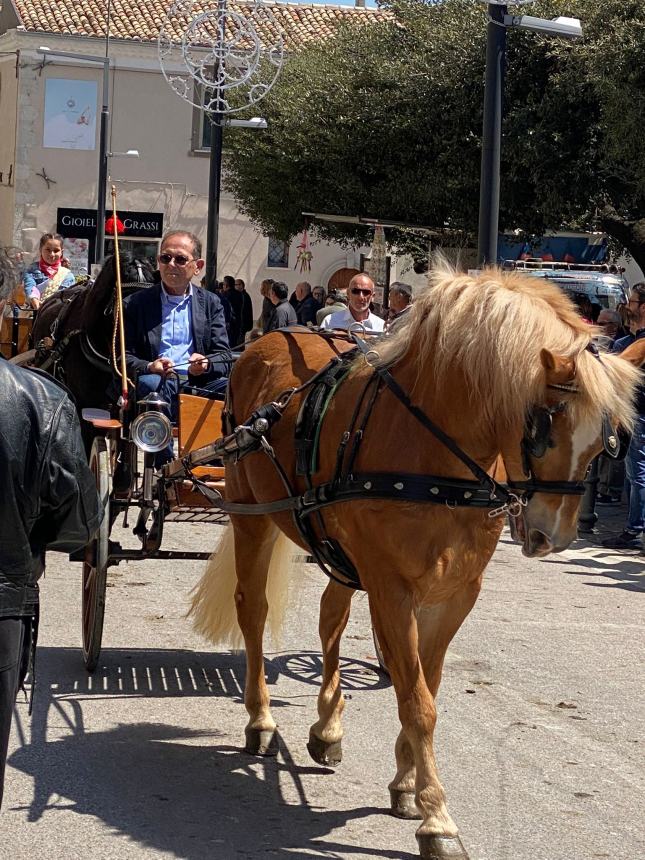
[131,411,172,453]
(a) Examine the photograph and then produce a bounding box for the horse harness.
[32,269,153,380]
[170,332,629,591]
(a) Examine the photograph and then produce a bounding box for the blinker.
[602,415,630,461]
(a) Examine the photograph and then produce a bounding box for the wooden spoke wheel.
[82,436,112,672]
[372,627,389,677]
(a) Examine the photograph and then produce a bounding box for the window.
[190,83,215,153]
[267,237,289,268]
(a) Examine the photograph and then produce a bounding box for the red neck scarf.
[39,257,61,279]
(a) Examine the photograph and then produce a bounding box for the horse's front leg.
[307,580,352,767]
[232,515,280,756]
[369,578,470,860]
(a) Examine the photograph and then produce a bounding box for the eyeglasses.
[350,288,373,297]
[158,253,194,267]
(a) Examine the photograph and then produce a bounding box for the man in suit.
[124,231,231,430]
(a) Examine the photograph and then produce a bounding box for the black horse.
[16,253,155,415]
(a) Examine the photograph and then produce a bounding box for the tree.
[224,0,645,266]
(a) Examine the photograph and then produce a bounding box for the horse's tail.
[188,523,298,650]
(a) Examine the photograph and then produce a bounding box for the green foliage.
[224,0,645,257]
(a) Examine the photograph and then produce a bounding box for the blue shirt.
[159,284,194,380]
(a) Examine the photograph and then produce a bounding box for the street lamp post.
[476,3,583,267]
[159,0,284,288]
[39,47,110,268]
[477,2,507,267]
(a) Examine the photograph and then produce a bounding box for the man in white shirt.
[320,274,384,332]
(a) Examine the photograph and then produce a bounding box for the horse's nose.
[523,528,553,558]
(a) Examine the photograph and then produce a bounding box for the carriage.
[76,387,230,671]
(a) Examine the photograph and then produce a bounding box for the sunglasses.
[351,288,373,297]
[158,253,194,267]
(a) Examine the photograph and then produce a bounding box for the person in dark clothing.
[234,277,254,342]
[222,275,243,346]
[260,278,275,335]
[266,281,297,331]
[0,249,103,809]
[603,283,645,549]
[292,281,319,326]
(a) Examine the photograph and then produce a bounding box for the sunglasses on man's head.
[351,287,372,297]
[159,253,194,267]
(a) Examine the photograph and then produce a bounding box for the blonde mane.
[375,263,638,431]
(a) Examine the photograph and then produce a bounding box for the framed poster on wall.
[44,79,97,150]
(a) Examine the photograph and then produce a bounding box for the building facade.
[0,1,424,320]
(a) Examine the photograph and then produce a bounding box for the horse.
[189,266,639,859]
[19,253,155,422]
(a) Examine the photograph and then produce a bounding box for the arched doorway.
[327,267,360,292]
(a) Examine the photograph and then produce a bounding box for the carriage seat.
[178,393,225,482]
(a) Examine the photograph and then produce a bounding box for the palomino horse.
[190,267,638,859]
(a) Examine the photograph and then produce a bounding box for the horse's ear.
[540,349,576,384]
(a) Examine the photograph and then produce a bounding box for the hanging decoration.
[365,225,387,287]
[295,228,313,273]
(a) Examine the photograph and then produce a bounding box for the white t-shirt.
[320,307,385,333]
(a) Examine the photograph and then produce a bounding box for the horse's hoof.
[389,788,422,820]
[244,726,278,757]
[306,731,342,767]
[417,834,469,860]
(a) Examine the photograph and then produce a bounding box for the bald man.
[320,274,384,332]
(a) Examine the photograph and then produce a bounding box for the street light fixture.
[38,45,110,267]
[476,2,582,266]
[108,149,140,158]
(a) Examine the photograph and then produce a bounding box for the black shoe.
[596,493,621,505]
[601,530,641,549]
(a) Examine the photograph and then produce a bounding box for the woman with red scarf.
[23,233,75,310]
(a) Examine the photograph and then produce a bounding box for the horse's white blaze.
[569,416,599,482]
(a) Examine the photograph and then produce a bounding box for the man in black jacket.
[234,277,254,342]
[293,281,319,326]
[0,250,102,808]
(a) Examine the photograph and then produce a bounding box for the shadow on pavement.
[7,647,414,859]
[538,553,645,593]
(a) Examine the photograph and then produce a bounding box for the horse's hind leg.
[369,578,470,860]
[307,580,352,767]
[232,514,281,756]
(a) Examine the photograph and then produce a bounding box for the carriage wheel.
[82,436,112,672]
[372,627,390,677]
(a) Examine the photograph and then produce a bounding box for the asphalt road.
[1,515,643,860]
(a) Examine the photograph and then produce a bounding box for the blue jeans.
[625,416,645,533]
[136,373,228,464]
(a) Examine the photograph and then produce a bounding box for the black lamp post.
[477,2,507,267]
[476,3,583,267]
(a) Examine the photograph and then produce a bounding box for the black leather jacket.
[0,358,103,618]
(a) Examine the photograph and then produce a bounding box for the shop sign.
[57,208,164,239]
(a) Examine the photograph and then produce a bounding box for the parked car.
[502,260,629,311]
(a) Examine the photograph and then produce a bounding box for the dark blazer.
[124,283,231,381]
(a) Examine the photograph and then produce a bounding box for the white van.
[502,260,629,310]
